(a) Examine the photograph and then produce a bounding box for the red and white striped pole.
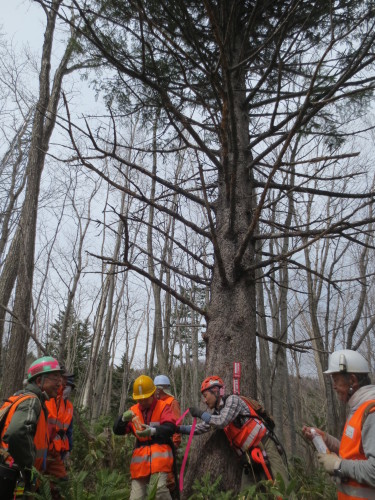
[233,362,241,395]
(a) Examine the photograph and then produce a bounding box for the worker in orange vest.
[113,375,176,499]
[154,375,181,449]
[45,371,75,496]
[303,349,375,499]
[154,375,181,496]
[0,356,64,499]
[178,376,289,492]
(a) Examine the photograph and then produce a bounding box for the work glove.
[178,425,192,434]
[317,452,341,475]
[122,410,134,422]
[189,407,211,423]
[189,407,203,418]
[23,467,38,491]
[136,424,156,438]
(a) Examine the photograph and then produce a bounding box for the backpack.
[239,395,276,431]
[0,393,37,438]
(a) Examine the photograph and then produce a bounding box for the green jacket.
[2,382,48,470]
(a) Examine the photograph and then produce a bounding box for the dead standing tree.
[60,0,375,493]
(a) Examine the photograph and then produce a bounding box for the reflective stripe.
[223,397,267,453]
[45,397,72,453]
[129,400,174,479]
[241,422,266,451]
[35,448,46,458]
[131,455,150,464]
[131,450,173,464]
[338,482,375,499]
[33,405,48,471]
[47,417,67,430]
[150,451,173,460]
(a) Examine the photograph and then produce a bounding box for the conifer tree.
[60,0,375,491]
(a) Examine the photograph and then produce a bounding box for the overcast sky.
[0,0,44,49]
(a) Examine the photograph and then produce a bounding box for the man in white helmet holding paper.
[302,349,375,499]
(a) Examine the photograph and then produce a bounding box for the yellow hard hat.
[133,375,156,400]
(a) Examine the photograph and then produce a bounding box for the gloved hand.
[178,425,192,435]
[189,407,211,423]
[317,453,341,475]
[189,407,204,418]
[122,410,134,422]
[23,467,38,491]
[136,424,156,438]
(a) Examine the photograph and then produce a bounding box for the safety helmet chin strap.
[38,374,50,400]
[207,386,222,409]
[215,394,222,410]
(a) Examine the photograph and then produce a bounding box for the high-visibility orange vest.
[0,393,48,471]
[129,399,174,479]
[160,394,174,406]
[337,400,375,500]
[223,396,267,454]
[159,393,181,448]
[45,396,73,453]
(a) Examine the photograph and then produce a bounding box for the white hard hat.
[324,349,369,374]
[154,374,171,386]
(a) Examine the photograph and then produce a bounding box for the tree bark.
[184,21,256,495]
[1,0,75,397]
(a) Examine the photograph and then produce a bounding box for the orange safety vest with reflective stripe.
[159,394,181,448]
[337,400,375,500]
[45,396,73,453]
[129,399,174,479]
[0,394,48,471]
[223,396,267,454]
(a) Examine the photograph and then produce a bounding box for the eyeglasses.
[45,373,62,381]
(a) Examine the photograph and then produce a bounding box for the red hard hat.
[200,376,224,393]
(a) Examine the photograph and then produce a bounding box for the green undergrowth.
[190,459,337,500]
[31,413,337,499]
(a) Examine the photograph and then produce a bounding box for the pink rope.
[177,409,197,492]
[176,408,189,425]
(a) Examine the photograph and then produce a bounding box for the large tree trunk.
[184,22,256,496]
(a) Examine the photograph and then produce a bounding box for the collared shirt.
[159,392,181,447]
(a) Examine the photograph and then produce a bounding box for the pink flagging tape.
[177,408,196,492]
[176,408,189,425]
[179,417,196,491]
